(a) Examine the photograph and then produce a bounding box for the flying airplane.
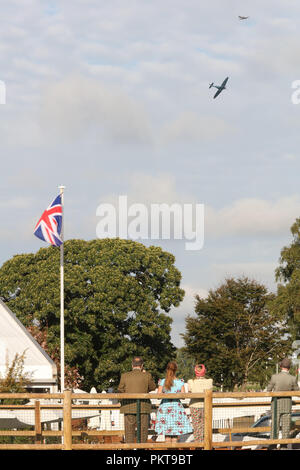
[238,16,249,20]
[209,77,229,99]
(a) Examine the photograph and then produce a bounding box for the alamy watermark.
[96,195,204,251]
[291,80,300,104]
[0,81,6,104]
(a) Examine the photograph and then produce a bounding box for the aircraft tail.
[209,82,214,89]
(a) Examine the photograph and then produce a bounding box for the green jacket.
[267,371,299,393]
[118,369,156,414]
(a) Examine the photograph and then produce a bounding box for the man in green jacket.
[118,356,156,443]
[267,358,299,448]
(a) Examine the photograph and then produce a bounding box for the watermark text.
[0,81,6,104]
[291,80,300,104]
[96,196,204,251]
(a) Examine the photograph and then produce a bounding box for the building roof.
[0,299,57,384]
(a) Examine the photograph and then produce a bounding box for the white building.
[0,299,57,392]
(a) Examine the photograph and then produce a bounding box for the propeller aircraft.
[209,77,229,99]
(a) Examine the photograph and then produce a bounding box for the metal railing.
[0,390,300,450]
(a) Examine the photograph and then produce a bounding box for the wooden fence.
[0,390,300,450]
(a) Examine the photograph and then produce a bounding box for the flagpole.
[59,185,65,393]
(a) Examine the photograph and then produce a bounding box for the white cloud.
[39,76,154,143]
[161,111,234,143]
[205,196,300,238]
[210,262,277,290]
[97,172,193,207]
[170,283,209,348]
[283,153,298,161]
[126,173,186,204]
[38,75,235,147]
[0,117,43,148]
[0,197,33,209]
[98,181,300,240]
[95,174,300,248]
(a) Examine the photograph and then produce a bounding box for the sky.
[1,0,300,348]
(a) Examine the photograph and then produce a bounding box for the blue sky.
[1,0,300,347]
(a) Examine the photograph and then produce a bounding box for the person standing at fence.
[155,361,192,443]
[118,356,156,443]
[266,358,299,448]
[187,364,213,442]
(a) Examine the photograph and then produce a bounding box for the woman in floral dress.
[155,361,192,442]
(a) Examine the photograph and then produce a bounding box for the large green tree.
[0,238,184,391]
[270,218,300,340]
[182,277,290,390]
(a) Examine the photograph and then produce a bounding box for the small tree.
[0,352,31,404]
[0,352,35,444]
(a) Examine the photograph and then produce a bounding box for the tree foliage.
[175,348,196,383]
[271,218,300,340]
[0,352,31,404]
[275,217,300,284]
[182,277,290,390]
[0,238,184,391]
[27,325,84,390]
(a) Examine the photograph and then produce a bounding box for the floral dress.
[154,378,193,437]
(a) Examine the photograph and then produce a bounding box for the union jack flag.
[34,194,63,247]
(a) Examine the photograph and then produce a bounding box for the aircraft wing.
[213,88,223,99]
[220,77,229,88]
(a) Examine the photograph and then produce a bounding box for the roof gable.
[0,299,57,380]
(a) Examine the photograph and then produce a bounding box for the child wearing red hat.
[187,364,213,442]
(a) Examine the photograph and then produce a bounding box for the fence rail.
[0,390,300,450]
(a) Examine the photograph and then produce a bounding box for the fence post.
[136,400,141,443]
[34,400,42,444]
[204,389,213,450]
[63,390,72,450]
[272,397,277,440]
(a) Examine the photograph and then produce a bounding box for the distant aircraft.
[238,16,249,20]
[209,77,229,99]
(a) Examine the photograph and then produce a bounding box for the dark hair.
[164,361,177,390]
[132,356,143,367]
[280,358,291,369]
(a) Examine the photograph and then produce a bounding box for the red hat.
[195,364,206,377]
